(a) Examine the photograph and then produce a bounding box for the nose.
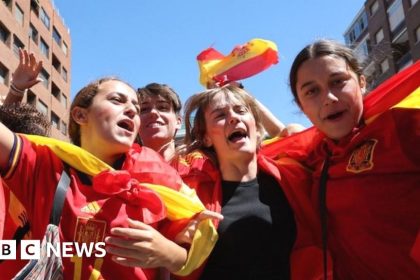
[148,107,160,116]
[323,91,339,106]
[228,111,240,125]
[125,103,137,119]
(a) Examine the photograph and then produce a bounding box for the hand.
[279,123,306,137]
[12,49,43,90]
[175,210,223,244]
[105,218,187,272]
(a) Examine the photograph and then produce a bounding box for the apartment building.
[344,0,420,89]
[0,0,71,141]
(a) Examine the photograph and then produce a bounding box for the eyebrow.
[299,72,346,90]
[210,107,224,115]
[113,92,139,106]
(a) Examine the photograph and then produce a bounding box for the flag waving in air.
[197,38,278,87]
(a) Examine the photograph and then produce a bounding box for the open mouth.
[117,119,134,132]
[228,129,248,143]
[325,111,345,121]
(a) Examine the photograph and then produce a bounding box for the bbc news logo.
[0,240,106,259]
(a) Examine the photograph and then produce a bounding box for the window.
[375,29,384,44]
[61,94,68,108]
[370,0,379,15]
[358,13,367,31]
[52,27,62,46]
[354,37,370,62]
[39,68,49,88]
[40,7,50,29]
[0,63,9,85]
[2,0,12,9]
[51,82,61,100]
[40,38,49,58]
[27,90,36,105]
[30,0,39,16]
[380,59,389,74]
[61,67,68,82]
[0,22,10,44]
[416,25,420,43]
[51,111,60,129]
[14,3,24,26]
[411,0,418,6]
[62,41,68,56]
[61,121,67,135]
[52,54,61,72]
[29,24,38,44]
[36,99,48,116]
[13,35,24,56]
[387,0,404,32]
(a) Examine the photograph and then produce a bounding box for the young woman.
[137,83,182,162]
[0,77,213,279]
[0,49,48,279]
[289,39,420,278]
[177,85,324,279]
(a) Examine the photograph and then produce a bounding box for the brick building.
[0,0,71,141]
[344,0,419,89]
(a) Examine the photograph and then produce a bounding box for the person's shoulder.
[177,150,219,181]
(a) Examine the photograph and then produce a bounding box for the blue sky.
[54,0,365,127]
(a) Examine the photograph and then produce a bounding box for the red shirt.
[307,108,420,279]
[2,135,184,279]
[176,151,328,280]
[0,181,30,279]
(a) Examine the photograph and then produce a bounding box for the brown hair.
[137,83,182,115]
[182,85,264,162]
[289,39,364,106]
[69,77,135,146]
[0,103,50,136]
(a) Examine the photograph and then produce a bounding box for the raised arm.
[4,49,43,105]
[254,98,286,137]
[0,121,16,170]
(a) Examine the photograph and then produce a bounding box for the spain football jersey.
[2,135,185,279]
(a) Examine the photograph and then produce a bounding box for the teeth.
[147,123,164,128]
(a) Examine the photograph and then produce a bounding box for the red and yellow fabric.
[197,38,278,87]
[0,183,31,278]
[176,150,331,280]
[261,58,420,279]
[261,59,420,160]
[4,135,218,278]
[0,180,4,239]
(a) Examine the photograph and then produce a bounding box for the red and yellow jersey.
[0,181,30,279]
[260,58,420,278]
[2,137,217,279]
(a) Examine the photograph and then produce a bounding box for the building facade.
[0,0,71,141]
[344,0,420,88]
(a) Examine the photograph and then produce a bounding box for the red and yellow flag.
[197,38,278,87]
[261,60,420,159]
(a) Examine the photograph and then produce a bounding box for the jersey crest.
[346,139,378,173]
[74,217,106,243]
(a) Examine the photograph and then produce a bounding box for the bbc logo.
[0,240,41,260]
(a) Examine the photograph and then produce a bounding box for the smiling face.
[73,80,140,160]
[139,95,181,151]
[203,91,260,162]
[296,55,365,140]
